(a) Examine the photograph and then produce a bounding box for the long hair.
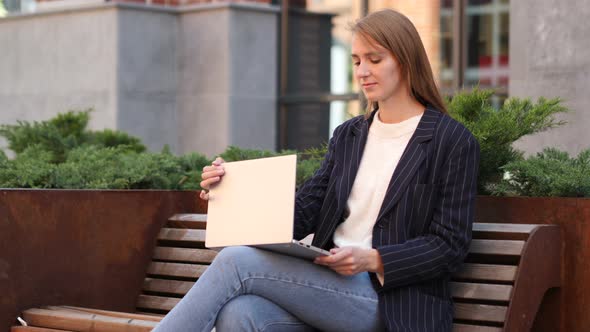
[351,9,447,117]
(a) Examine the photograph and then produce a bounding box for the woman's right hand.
[199,157,225,200]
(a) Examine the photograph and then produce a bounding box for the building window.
[440,0,509,97]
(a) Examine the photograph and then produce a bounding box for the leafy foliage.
[0,110,147,163]
[448,89,568,193]
[219,146,294,162]
[0,145,56,188]
[88,129,146,153]
[0,111,203,189]
[0,91,576,195]
[219,145,324,186]
[296,144,328,186]
[488,148,590,197]
[0,111,91,163]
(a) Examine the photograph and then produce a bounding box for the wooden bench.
[12,215,562,332]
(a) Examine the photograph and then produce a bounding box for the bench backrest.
[136,214,562,332]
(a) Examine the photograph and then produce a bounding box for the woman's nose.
[356,65,370,78]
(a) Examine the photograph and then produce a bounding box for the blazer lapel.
[376,107,441,221]
[336,115,369,211]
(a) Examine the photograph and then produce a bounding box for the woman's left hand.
[314,247,384,276]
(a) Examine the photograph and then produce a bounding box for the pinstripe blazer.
[294,106,480,332]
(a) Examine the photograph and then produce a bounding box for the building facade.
[2,0,589,156]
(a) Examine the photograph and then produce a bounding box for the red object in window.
[479,78,492,87]
[499,55,509,66]
[479,55,492,67]
[479,55,509,67]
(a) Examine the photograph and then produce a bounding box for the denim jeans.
[152,246,384,332]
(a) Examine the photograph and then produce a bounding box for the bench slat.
[168,214,207,229]
[452,323,503,332]
[153,247,217,263]
[472,223,538,234]
[469,239,524,256]
[147,262,208,279]
[454,303,507,323]
[46,306,163,322]
[453,263,517,282]
[157,228,206,242]
[11,327,74,332]
[143,278,195,296]
[450,282,512,302]
[137,295,180,312]
[22,308,156,332]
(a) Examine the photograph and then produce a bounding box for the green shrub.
[448,89,568,193]
[296,144,327,186]
[175,152,212,190]
[50,146,129,189]
[0,111,91,163]
[217,145,329,186]
[0,110,147,163]
[219,146,293,162]
[0,145,56,188]
[0,92,573,194]
[489,148,590,197]
[0,111,198,189]
[88,129,146,153]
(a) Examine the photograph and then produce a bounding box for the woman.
[154,9,479,332]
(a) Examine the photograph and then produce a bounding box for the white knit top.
[333,111,422,249]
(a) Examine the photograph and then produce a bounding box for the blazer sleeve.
[376,133,480,292]
[292,125,342,240]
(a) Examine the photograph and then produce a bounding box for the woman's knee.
[216,295,313,332]
[213,246,264,269]
[215,295,259,331]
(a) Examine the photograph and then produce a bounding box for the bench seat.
[12,214,562,332]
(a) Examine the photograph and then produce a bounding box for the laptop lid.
[205,154,297,248]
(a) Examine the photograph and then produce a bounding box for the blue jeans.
[152,246,384,332]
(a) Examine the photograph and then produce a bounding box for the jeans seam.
[207,255,246,331]
[260,321,310,332]
[243,275,378,302]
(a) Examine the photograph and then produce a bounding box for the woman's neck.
[377,94,425,124]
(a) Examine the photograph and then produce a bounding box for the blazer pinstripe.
[294,107,480,332]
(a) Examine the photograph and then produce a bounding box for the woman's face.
[351,34,406,104]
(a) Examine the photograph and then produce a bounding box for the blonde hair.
[351,9,447,117]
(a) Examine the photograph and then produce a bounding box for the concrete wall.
[0,6,118,153]
[176,5,278,156]
[117,7,180,153]
[510,0,590,156]
[0,2,278,157]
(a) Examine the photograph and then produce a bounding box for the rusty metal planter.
[2,192,586,331]
[0,189,205,330]
[476,196,590,332]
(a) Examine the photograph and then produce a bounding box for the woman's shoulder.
[432,109,478,144]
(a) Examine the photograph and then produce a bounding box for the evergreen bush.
[0,145,56,188]
[0,110,147,163]
[489,148,590,197]
[0,90,575,194]
[447,89,568,193]
[0,111,208,189]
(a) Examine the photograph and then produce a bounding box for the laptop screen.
[205,155,297,248]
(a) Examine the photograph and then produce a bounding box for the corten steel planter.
[0,189,206,330]
[476,196,590,332]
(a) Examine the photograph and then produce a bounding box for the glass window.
[440,0,509,94]
[439,6,453,90]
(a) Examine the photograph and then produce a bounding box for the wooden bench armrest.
[504,224,562,331]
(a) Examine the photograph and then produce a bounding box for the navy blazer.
[294,107,480,332]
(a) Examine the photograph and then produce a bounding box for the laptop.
[205,154,330,260]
